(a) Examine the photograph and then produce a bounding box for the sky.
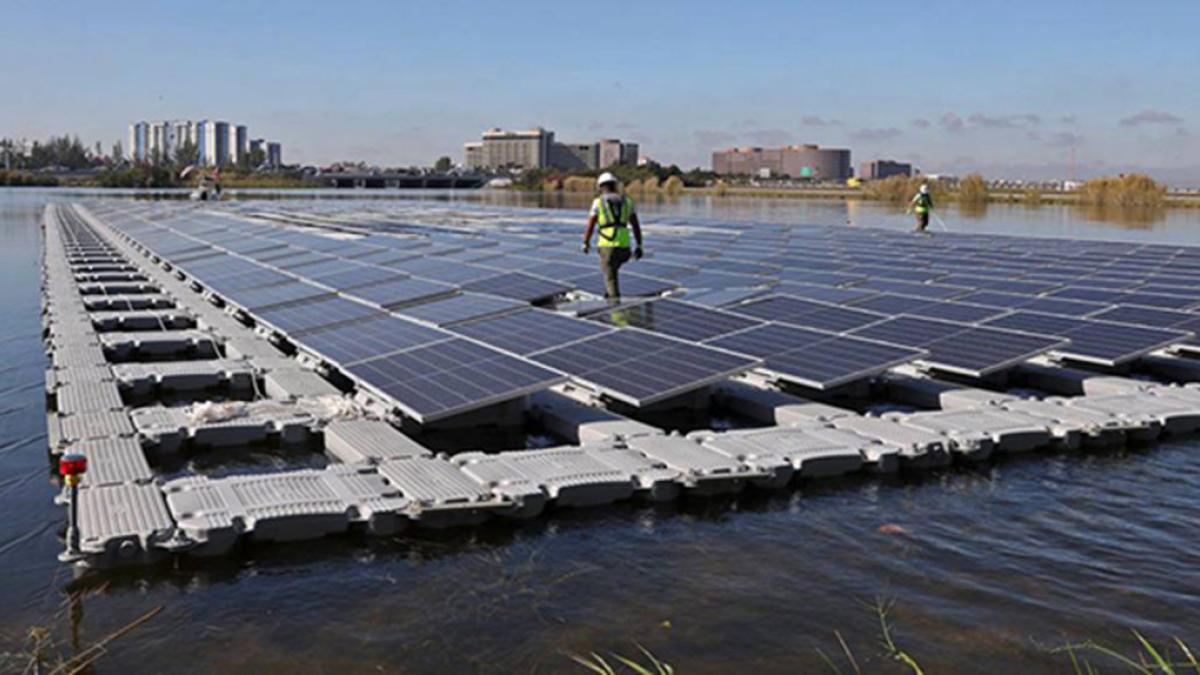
[2,0,1198,183]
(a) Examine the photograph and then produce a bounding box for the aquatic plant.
[1055,631,1200,674]
[570,643,674,675]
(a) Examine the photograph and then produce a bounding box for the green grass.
[570,643,675,675]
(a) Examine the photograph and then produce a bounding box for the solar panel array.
[85,198,1200,422]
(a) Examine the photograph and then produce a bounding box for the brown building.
[860,159,913,180]
[465,127,638,171]
[712,144,851,180]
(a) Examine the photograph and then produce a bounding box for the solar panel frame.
[395,292,527,327]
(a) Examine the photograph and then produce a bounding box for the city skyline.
[2,1,1197,183]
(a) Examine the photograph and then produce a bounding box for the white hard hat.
[596,172,618,187]
[920,184,929,194]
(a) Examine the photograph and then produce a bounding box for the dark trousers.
[915,212,930,232]
[598,247,631,299]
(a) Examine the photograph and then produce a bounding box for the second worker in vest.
[582,172,644,302]
[908,184,934,233]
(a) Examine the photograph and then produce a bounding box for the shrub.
[662,175,684,195]
[1077,174,1166,208]
[956,173,989,203]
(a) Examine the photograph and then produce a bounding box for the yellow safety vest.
[594,195,633,248]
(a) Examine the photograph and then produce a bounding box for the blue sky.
[2,0,1197,182]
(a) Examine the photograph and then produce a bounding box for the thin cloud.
[939,113,965,132]
[1120,109,1183,126]
[967,113,1041,129]
[910,118,931,129]
[614,121,637,131]
[801,115,841,127]
[1060,115,1078,125]
[693,129,737,148]
[1047,132,1083,147]
[850,127,903,141]
[743,128,795,146]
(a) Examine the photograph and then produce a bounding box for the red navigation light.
[59,453,88,477]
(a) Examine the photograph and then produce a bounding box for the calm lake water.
[3,188,1200,673]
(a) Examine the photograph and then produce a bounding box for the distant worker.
[582,172,643,302]
[908,184,934,232]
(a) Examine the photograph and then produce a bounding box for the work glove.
[634,247,643,260]
[581,242,590,254]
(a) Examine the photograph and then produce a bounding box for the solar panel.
[776,270,865,287]
[572,272,676,298]
[681,287,771,308]
[850,316,1066,376]
[1089,304,1197,327]
[732,295,885,332]
[254,296,381,336]
[851,278,971,300]
[705,322,924,389]
[348,338,563,422]
[451,308,612,356]
[272,252,338,270]
[308,265,403,291]
[393,259,500,285]
[297,314,452,366]
[674,269,766,290]
[531,329,759,406]
[522,260,595,282]
[590,298,763,342]
[205,268,295,294]
[982,311,1189,366]
[225,280,333,311]
[345,277,457,309]
[460,271,571,302]
[395,292,525,327]
[772,282,877,304]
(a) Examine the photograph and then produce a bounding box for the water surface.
[2,188,1199,673]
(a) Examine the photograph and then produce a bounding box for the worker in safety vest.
[582,172,644,301]
[908,184,934,232]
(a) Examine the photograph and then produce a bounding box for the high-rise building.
[712,144,851,180]
[228,125,248,165]
[200,121,230,166]
[464,127,638,171]
[266,142,282,168]
[128,122,149,162]
[859,159,913,180]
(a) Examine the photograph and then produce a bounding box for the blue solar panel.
[297,314,451,365]
[452,308,612,356]
[226,281,332,311]
[850,316,1066,376]
[705,322,924,389]
[348,339,562,422]
[590,298,763,342]
[982,311,1189,365]
[531,329,759,405]
[732,295,885,332]
[396,293,525,326]
[308,265,403,291]
[255,296,381,336]
[460,271,571,302]
[345,277,457,309]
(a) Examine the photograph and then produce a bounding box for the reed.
[1077,174,1167,208]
